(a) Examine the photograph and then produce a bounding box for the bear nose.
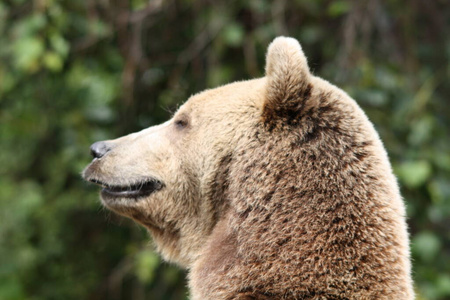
[90,141,111,159]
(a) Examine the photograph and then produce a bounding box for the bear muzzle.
[82,147,165,202]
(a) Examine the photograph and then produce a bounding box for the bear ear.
[262,37,312,127]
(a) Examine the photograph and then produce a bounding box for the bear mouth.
[90,178,164,199]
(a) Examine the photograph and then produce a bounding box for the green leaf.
[88,19,111,37]
[327,1,350,17]
[12,37,45,72]
[408,115,434,146]
[135,251,160,283]
[223,23,244,47]
[13,13,46,37]
[428,178,450,204]
[43,51,64,72]
[395,160,432,188]
[0,276,25,300]
[412,231,441,262]
[436,274,450,297]
[0,3,8,33]
[207,65,233,87]
[131,0,147,11]
[49,33,70,57]
[0,67,17,94]
[300,26,323,44]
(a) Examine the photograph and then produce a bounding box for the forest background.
[1,0,449,299]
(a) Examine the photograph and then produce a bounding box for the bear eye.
[174,118,188,129]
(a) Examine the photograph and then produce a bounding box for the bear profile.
[83,37,414,299]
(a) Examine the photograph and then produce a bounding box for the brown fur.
[83,37,413,299]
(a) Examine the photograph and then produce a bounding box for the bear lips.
[90,178,164,199]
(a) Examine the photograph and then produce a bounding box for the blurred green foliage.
[0,0,449,299]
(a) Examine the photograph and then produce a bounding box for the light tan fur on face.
[83,37,414,299]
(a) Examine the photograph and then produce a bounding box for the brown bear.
[83,37,414,299]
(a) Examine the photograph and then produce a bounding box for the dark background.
[1,0,449,299]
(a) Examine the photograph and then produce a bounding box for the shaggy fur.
[83,37,414,299]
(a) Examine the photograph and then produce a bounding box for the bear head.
[83,37,413,299]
